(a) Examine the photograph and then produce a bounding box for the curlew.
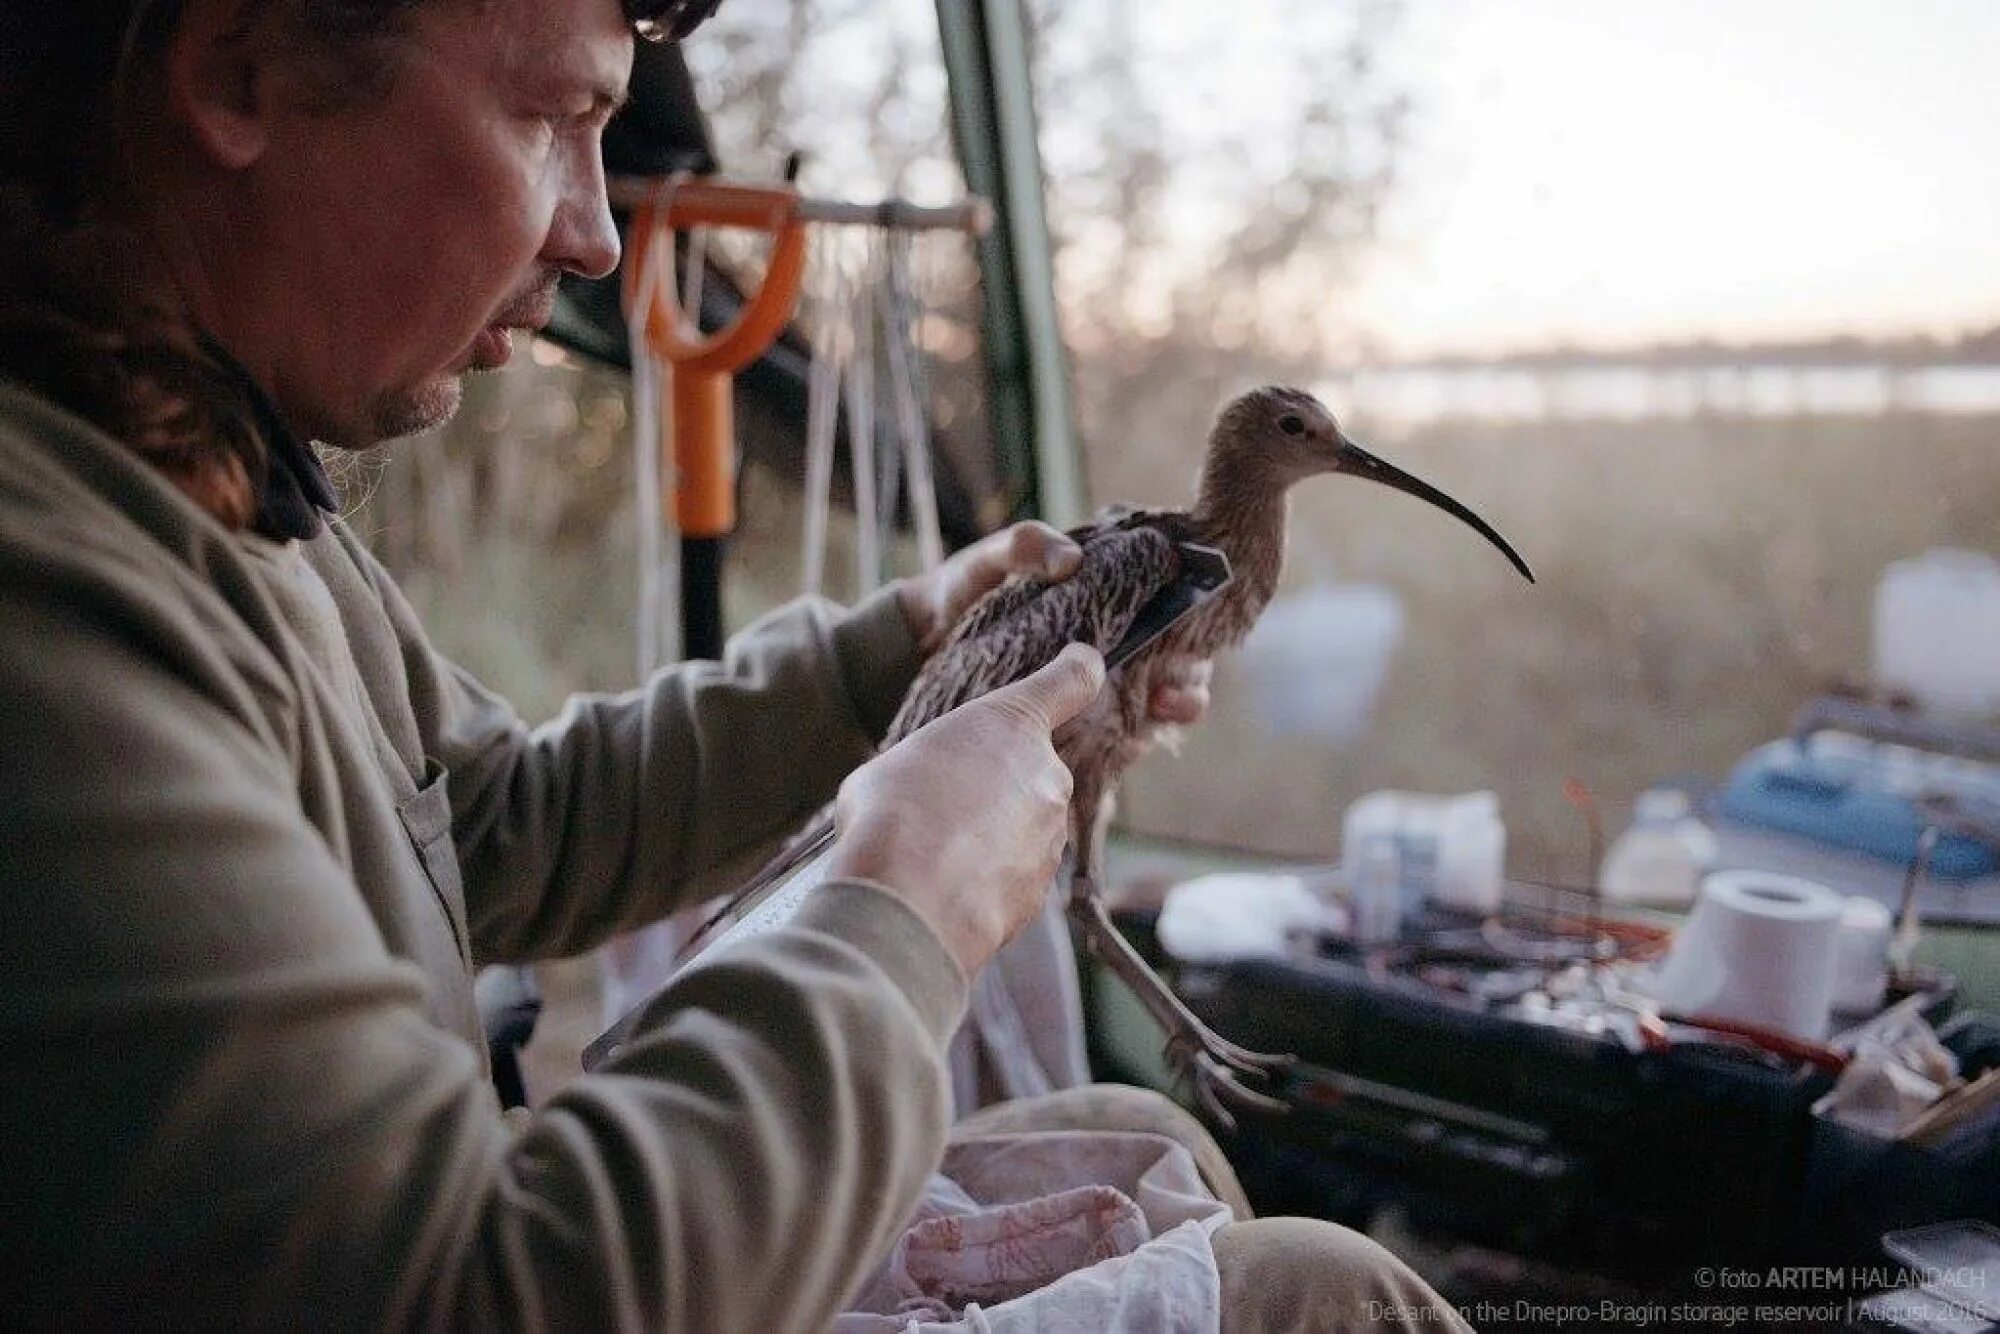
[887,386,1533,1119]
[712,386,1534,1120]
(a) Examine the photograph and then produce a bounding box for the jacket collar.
[200,335,338,542]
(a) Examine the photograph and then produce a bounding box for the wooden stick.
[1901,1066,2000,1147]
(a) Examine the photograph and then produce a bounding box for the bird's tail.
[676,812,839,960]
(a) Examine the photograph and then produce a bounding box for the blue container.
[1718,739,2000,881]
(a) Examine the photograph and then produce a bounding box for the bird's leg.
[1066,789,1294,1130]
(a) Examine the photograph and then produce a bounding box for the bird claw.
[1164,1029,1295,1132]
[1062,871,1293,1128]
[1208,1032,1296,1079]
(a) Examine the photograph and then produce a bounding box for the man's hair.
[0,0,712,526]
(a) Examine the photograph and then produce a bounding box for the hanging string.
[881,227,946,570]
[800,230,845,598]
[843,231,881,597]
[795,204,969,596]
[625,174,689,680]
[872,254,905,556]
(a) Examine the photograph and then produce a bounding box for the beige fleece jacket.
[0,385,967,1330]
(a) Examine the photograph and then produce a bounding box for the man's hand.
[894,521,1082,655]
[826,644,1105,978]
[1146,655,1212,726]
[894,521,1213,727]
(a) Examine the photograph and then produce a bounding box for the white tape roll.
[1650,870,1843,1039]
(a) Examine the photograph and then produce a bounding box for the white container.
[1342,790,1506,916]
[1240,585,1405,743]
[1349,834,1404,944]
[1600,788,1717,910]
[1874,549,2000,717]
[1435,792,1506,914]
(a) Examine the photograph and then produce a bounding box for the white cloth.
[948,886,1093,1115]
[834,1130,1230,1334]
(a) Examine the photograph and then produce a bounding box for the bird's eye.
[1279,414,1306,436]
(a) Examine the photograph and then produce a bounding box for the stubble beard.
[359,373,465,447]
[349,280,551,446]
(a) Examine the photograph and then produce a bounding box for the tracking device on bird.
[583,543,1233,1072]
[1103,543,1231,666]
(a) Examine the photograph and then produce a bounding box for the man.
[0,0,1469,1327]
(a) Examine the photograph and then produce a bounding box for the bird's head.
[1211,385,1535,582]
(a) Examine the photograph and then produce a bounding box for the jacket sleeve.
[340,527,926,963]
[0,523,967,1331]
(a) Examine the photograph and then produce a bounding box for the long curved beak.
[1336,437,1536,583]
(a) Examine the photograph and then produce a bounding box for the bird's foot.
[1163,1021,1295,1132]
[1063,874,1295,1131]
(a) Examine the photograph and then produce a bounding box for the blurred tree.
[1020,0,1409,503]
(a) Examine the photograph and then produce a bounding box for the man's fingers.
[904,522,1084,652]
[983,643,1105,730]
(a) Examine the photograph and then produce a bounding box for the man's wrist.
[824,832,988,981]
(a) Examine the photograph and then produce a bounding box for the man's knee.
[1215,1218,1472,1333]
[958,1082,1188,1138]
[1063,1083,1213,1148]
[954,1084,1253,1220]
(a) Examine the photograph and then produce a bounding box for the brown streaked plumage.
[884,385,1535,1124]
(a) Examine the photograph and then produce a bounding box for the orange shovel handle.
[625,180,810,375]
[624,179,811,538]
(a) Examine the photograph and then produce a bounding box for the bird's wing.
[927,505,1185,648]
[885,522,1180,743]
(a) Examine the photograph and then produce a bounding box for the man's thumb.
[990,642,1105,729]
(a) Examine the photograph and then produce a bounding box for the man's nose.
[547,157,622,282]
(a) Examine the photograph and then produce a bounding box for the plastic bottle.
[1342,790,1507,916]
[1433,792,1507,915]
[1343,790,1407,888]
[1599,787,1717,909]
[1349,833,1404,944]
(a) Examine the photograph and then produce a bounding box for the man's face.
[248,0,631,446]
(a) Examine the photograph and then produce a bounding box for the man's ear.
[163,0,274,170]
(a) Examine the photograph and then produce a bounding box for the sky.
[691,0,2000,362]
[1336,0,2000,358]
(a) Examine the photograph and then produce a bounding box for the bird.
[701,386,1534,1122]
[881,385,1534,1121]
